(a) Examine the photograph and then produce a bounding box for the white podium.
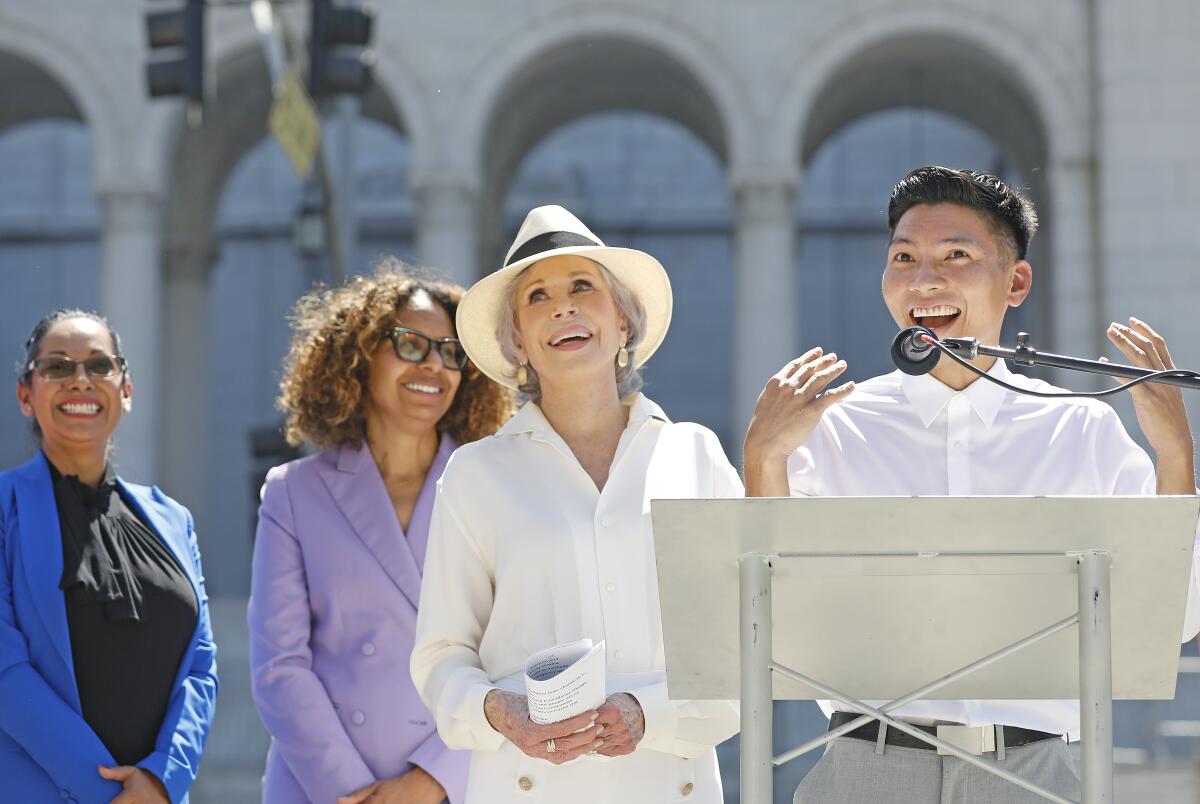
[650,496,1200,804]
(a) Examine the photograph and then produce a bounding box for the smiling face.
[16,316,131,453]
[364,290,462,436]
[512,255,628,393]
[883,203,1032,383]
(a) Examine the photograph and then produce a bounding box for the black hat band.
[505,231,601,267]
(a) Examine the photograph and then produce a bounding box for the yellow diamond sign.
[269,70,321,178]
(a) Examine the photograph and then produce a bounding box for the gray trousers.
[794,736,1081,804]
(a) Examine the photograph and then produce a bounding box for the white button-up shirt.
[412,394,742,803]
[787,360,1200,738]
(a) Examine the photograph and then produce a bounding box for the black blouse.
[48,458,198,766]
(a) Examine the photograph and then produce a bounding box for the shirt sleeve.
[626,427,741,757]
[787,420,831,497]
[247,469,376,803]
[627,682,740,758]
[411,478,506,753]
[407,727,469,804]
[1090,405,1200,641]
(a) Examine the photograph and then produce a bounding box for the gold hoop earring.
[616,347,630,369]
[516,363,528,386]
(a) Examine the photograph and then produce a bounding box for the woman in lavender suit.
[249,262,513,804]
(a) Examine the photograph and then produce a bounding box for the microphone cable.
[921,334,1200,399]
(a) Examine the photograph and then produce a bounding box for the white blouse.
[412,394,743,803]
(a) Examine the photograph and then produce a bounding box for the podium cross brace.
[738,550,1114,804]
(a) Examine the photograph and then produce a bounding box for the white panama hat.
[456,205,673,389]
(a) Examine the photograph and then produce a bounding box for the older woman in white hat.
[411,205,741,803]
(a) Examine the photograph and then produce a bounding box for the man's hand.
[483,690,604,765]
[337,767,446,804]
[593,693,645,758]
[98,766,168,804]
[744,348,853,497]
[1106,318,1196,494]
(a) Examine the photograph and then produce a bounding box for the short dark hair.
[887,166,1039,260]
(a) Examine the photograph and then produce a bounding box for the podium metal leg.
[741,554,773,804]
[1078,550,1113,803]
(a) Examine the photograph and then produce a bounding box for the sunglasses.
[27,354,127,381]
[385,328,469,371]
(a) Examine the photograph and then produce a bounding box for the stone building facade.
[2,1,1199,800]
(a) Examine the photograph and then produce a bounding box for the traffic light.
[308,0,375,98]
[144,0,205,107]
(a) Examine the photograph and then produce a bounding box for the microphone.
[891,326,941,376]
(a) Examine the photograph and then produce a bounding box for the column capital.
[163,239,220,281]
[729,163,800,195]
[408,168,483,199]
[730,168,798,226]
[96,187,163,233]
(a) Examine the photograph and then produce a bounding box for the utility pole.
[252,0,375,283]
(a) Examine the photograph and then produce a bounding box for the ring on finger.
[546,738,557,753]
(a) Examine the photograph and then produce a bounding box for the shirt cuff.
[136,751,188,804]
[409,730,469,804]
[627,682,676,752]
[465,682,506,751]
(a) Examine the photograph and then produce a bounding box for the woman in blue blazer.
[0,309,218,803]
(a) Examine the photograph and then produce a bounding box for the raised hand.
[1105,318,1195,494]
[744,348,854,496]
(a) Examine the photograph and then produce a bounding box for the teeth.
[913,305,961,318]
[61,403,100,414]
[551,332,590,346]
[404,383,442,394]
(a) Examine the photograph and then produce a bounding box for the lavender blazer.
[248,434,467,804]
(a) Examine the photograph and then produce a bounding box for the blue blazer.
[0,452,218,803]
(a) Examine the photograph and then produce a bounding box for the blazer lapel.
[320,443,424,609]
[12,453,76,680]
[405,433,456,571]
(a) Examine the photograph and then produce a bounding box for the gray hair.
[496,260,647,403]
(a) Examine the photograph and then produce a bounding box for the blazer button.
[517,776,533,792]
[351,710,366,725]
[681,782,694,796]
[361,642,376,656]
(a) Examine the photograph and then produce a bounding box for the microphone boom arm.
[941,333,1200,392]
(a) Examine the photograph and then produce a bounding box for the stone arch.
[160,35,422,255]
[775,7,1092,346]
[771,5,1088,168]
[446,6,753,179]
[443,7,751,269]
[0,15,126,189]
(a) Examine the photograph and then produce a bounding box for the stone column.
[412,174,482,287]
[732,173,799,448]
[160,241,218,515]
[98,189,164,483]
[1046,157,1105,389]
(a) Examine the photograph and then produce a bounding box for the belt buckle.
[935,725,996,756]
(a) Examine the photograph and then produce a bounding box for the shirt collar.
[897,358,1012,430]
[496,392,671,440]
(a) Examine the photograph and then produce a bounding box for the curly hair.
[278,258,515,450]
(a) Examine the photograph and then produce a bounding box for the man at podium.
[742,166,1200,803]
